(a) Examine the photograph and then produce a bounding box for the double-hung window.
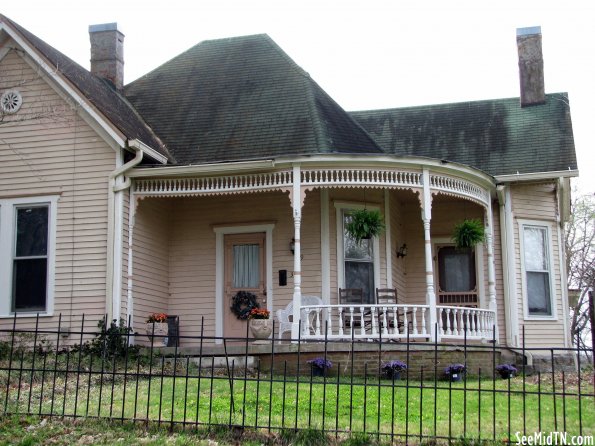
[335,204,381,305]
[520,221,555,318]
[0,196,57,316]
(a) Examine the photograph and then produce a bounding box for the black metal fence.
[1,314,594,444]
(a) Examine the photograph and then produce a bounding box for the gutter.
[496,169,578,184]
[106,142,144,322]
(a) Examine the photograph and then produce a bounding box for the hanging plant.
[345,209,385,243]
[452,218,485,249]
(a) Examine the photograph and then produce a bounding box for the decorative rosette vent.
[1,90,23,114]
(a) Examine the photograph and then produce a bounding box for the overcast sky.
[3,0,593,194]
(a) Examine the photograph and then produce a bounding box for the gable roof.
[0,14,172,162]
[124,34,383,165]
[351,94,577,177]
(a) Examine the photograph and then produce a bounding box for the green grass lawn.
[2,359,593,443]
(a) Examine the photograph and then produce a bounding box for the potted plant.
[345,209,385,243]
[495,364,518,379]
[307,357,332,377]
[381,360,407,380]
[146,313,168,347]
[444,363,466,382]
[248,308,272,341]
[451,218,485,250]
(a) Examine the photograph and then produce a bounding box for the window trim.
[518,219,557,321]
[432,237,485,308]
[0,196,58,317]
[334,201,381,302]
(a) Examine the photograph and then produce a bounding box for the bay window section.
[521,223,554,317]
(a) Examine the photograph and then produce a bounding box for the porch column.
[485,198,499,341]
[422,169,439,342]
[291,165,303,340]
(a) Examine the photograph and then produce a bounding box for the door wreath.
[230,291,260,320]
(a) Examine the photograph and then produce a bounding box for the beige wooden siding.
[511,182,566,348]
[0,48,116,334]
[389,192,403,297]
[402,200,426,306]
[131,197,171,335]
[167,191,294,343]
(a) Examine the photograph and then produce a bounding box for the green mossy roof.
[351,94,577,176]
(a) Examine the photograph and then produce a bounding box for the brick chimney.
[516,26,545,107]
[89,23,124,90]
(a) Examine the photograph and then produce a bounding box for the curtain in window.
[232,244,260,288]
[438,247,476,292]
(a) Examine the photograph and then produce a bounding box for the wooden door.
[224,233,266,338]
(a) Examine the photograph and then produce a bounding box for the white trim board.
[0,195,59,318]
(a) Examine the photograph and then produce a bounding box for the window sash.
[12,205,50,313]
[343,211,375,304]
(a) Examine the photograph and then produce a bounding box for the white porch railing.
[299,304,495,341]
[300,304,431,341]
[437,306,496,340]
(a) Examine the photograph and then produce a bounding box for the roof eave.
[495,169,579,184]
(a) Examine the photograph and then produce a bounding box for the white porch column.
[422,168,438,342]
[485,197,499,342]
[291,165,303,340]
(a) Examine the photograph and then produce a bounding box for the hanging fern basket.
[452,219,485,249]
[345,209,385,243]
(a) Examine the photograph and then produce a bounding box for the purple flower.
[307,357,332,369]
[496,364,518,373]
[381,360,408,372]
[444,363,466,375]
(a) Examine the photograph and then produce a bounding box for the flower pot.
[383,370,402,381]
[311,366,328,377]
[146,322,168,347]
[498,371,515,379]
[249,318,272,340]
[449,373,464,382]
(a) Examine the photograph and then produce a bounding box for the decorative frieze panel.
[430,174,490,207]
[133,170,294,197]
[132,167,492,207]
[301,168,422,189]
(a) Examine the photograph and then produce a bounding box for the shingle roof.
[124,34,383,165]
[350,94,577,177]
[0,14,172,162]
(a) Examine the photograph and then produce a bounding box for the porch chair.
[339,288,365,328]
[375,288,399,331]
[277,295,323,339]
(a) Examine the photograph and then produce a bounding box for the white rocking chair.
[276,295,323,339]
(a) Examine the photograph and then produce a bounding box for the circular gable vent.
[1,90,23,114]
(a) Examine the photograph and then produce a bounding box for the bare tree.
[565,192,595,362]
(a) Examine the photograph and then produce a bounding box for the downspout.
[555,178,571,348]
[107,142,144,322]
[497,185,517,347]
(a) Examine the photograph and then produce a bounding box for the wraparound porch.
[127,158,501,346]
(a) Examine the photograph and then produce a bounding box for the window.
[521,223,554,317]
[339,208,378,304]
[436,245,478,306]
[0,196,57,316]
[13,206,49,312]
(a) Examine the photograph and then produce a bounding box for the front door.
[224,233,267,338]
